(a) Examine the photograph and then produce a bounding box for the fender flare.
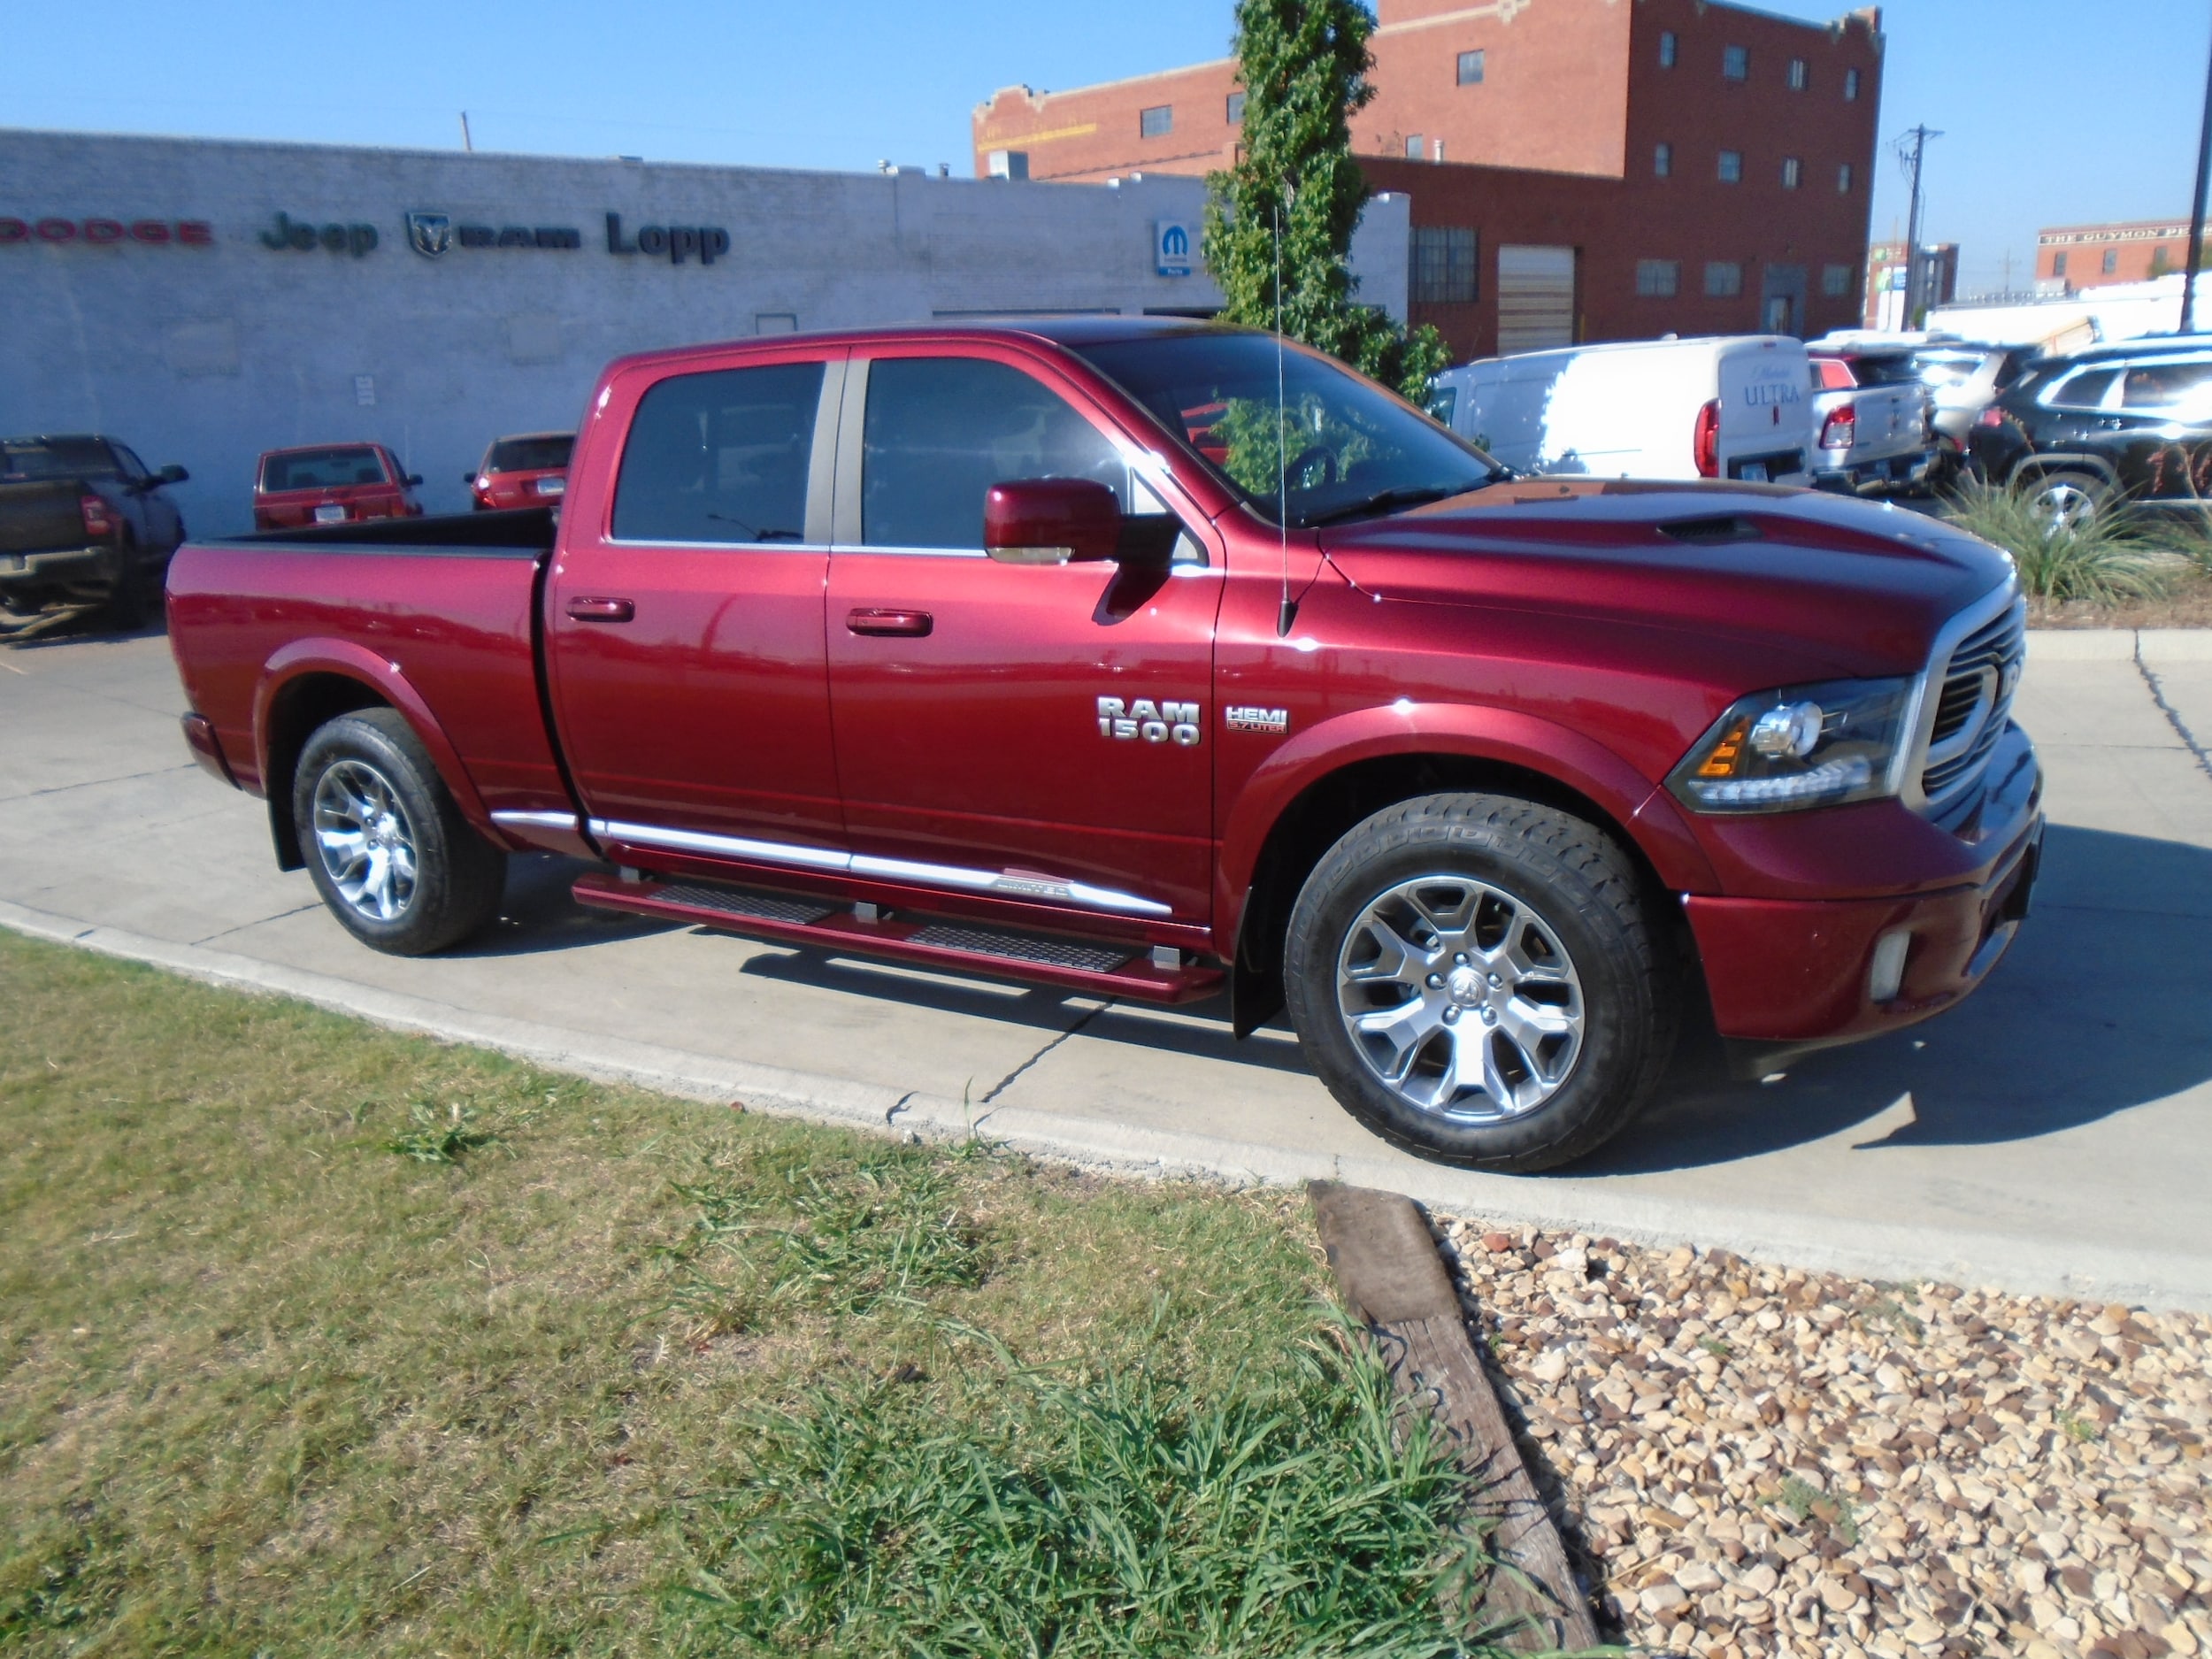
[1214,700,1718,948]
[253,639,495,834]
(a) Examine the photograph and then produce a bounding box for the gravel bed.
[1430,1215,2211,1659]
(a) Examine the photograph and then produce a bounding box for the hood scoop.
[1657,515,1763,545]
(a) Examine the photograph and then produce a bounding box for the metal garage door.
[1496,244,1578,354]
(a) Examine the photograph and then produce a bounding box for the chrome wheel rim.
[311,759,419,922]
[2032,479,2099,533]
[1335,874,1585,1122]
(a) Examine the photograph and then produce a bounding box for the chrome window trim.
[599,537,832,553]
[586,818,1171,917]
[1897,579,2025,817]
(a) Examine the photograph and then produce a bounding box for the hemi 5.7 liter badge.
[1225,706,1289,734]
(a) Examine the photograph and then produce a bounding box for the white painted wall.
[2,128,1410,536]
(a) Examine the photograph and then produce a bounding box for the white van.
[1427,335,1818,485]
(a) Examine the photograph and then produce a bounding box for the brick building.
[2037,219,2193,292]
[972,0,1885,358]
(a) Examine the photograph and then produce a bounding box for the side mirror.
[984,478,1121,565]
[157,464,189,485]
[403,472,424,488]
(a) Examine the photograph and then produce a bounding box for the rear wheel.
[293,709,505,955]
[2021,468,2108,533]
[1282,793,1678,1171]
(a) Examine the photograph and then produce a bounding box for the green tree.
[1202,0,1449,403]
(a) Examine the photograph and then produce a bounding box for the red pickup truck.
[166,320,2040,1171]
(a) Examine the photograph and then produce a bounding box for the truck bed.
[165,508,573,835]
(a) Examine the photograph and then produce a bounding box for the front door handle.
[565,595,634,622]
[846,607,933,637]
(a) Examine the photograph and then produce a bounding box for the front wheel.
[293,709,506,955]
[1282,793,1678,1171]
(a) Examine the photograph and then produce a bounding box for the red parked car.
[466,431,573,511]
[167,320,2039,1171]
[252,443,423,531]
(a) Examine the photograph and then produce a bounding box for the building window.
[1636,259,1681,297]
[2102,248,2120,275]
[2054,251,2069,278]
[1457,49,1486,85]
[1655,142,1672,178]
[1404,134,1425,159]
[1659,29,1677,67]
[1724,44,1749,80]
[1412,227,1479,303]
[1225,91,1246,125]
[1845,67,1861,100]
[1717,150,1742,184]
[1140,105,1172,139]
[1837,163,1854,193]
[1781,157,1801,189]
[1788,58,1809,90]
[1705,261,1744,297]
[1822,264,1853,297]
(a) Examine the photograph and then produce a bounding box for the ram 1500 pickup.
[166,320,2042,1171]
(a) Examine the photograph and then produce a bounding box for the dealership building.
[1,127,1409,537]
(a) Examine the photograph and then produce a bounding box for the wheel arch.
[254,641,491,872]
[1217,706,1714,1038]
[2008,452,2120,490]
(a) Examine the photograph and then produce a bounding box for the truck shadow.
[1584,823,2212,1172]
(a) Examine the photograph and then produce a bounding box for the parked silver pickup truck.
[1809,348,1939,494]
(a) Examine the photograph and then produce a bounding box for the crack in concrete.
[188,902,326,948]
[2134,639,2212,784]
[11,763,198,801]
[981,1000,1112,1104]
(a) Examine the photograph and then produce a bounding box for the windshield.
[1067,332,1505,528]
[261,448,388,491]
[486,434,573,473]
[1,438,119,482]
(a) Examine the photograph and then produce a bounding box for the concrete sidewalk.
[4,626,2210,1309]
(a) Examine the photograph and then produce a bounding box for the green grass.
[0,930,1499,1656]
[1942,479,2184,603]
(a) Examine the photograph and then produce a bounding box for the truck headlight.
[1668,677,1915,814]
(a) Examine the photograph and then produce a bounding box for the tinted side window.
[2120,360,2212,411]
[2043,367,2118,411]
[613,361,824,544]
[861,357,1132,549]
[109,442,151,480]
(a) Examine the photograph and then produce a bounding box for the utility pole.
[458,111,475,153]
[2182,19,2212,334]
[1899,125,1942,327]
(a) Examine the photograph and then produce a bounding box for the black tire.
[2017,467,2109,533]
[100,535,149,630]
[1281,792,1678,1172]
[292,709,505,955]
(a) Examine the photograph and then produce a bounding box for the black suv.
[1967,334,2212,527]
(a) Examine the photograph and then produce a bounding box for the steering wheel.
[1286,443,1337,491]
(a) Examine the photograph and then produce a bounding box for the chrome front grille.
[1920,600,2026,806]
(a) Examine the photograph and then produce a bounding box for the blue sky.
[3,1,2207,294]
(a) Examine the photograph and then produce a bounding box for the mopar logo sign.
[1155,220,1193,277]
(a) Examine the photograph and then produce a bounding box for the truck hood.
[1317,479,2014,680]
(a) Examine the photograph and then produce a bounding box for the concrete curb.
[7,895,2210,1312]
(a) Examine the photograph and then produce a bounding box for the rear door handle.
[846,607,933,636]
[565,595,634,622]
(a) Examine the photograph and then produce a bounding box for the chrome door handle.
[846,607,933,636]
[565,595,634,622]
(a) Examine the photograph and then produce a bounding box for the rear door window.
[612,362,824,544]
[858,357,1140,550]
[2119,359,2212,414]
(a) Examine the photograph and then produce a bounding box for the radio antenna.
[1274,199,1297,638]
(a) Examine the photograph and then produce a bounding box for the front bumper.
[1684,721,2043,1066]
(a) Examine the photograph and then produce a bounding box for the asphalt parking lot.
[4,624,2210,1308]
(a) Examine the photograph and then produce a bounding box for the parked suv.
[1968,335,2212,527]
[1,434,188,634]
[253,443,423,531]
[467,431,573,511]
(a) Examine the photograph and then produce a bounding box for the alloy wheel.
[311,758,419,922]
[1334,874,1586,1121]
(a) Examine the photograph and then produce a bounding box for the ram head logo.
[404,211,451,258]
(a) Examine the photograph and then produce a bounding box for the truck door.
[825,349,1221,924]
[545,347,846,855]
